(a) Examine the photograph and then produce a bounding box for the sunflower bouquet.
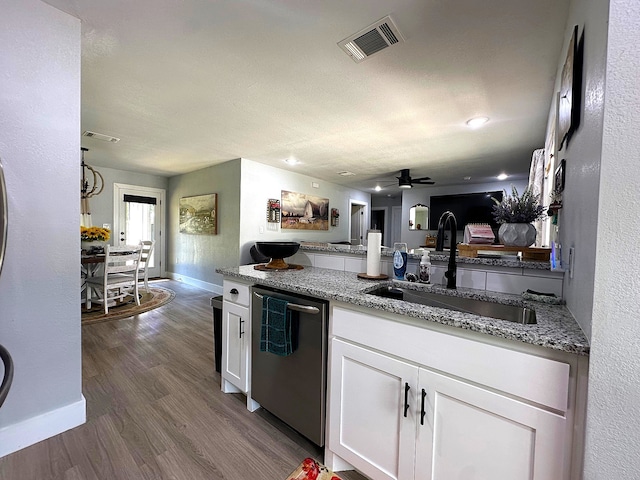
[80,226,111,242]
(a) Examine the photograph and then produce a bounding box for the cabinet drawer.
[223,280,251,307]
[332,306,571,413]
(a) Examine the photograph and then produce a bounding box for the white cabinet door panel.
[416,369,566,480]
[315,254,346,270]
[222,301,248,392]
[329,339,418,480]
[344,257,367,273]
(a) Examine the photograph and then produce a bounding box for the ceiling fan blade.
[413,178,435,185]
[413,176,432,182]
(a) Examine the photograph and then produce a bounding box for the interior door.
[114,184,165,279]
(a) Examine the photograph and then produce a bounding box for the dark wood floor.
[0,279,366,480]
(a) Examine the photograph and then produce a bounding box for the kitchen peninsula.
[217,262,588,480]
[290,241,565,297]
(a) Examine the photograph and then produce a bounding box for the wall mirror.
[408,204,428,230]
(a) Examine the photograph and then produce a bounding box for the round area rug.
[81,286,175,325]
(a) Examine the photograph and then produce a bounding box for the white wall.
[239,158,370,264]
[0,0,85,457]
[399,180,528,249]
[584,0,640,476]
[551,0,609,340]
[168,159,242,291]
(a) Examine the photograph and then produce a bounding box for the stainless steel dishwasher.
[251,286,329,446]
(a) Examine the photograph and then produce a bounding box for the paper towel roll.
[366,231,382,276]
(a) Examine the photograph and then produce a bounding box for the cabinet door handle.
[420,389,427,425]
[230,288,239,295]
[239,318,244,338]
[403,382,410,418]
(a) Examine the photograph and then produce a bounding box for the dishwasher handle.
[253,292,320,314]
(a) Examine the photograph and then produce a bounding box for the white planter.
[498,223,536,247]
[81,240,106,251]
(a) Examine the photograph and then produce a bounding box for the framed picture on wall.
[280,190,329,230]
[558,25,582,150]
[179,193,218,235]
[554,160,566,194]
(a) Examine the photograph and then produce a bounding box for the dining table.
[81,253,104,307]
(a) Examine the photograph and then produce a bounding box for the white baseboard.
[166,272,222,295]
[0,396,86,458]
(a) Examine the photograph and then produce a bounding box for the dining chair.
[85,244,143,314]
[138,240,155,293]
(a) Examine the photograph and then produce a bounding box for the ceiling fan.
[392,169,435,189]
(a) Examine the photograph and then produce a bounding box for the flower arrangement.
[492,186,546,224]
[81,226,111,242]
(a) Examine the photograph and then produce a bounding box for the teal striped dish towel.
[260,296,296,356]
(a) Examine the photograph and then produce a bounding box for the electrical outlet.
[259,226,264,234]
[102,223,111,230]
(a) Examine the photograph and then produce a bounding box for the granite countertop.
[217,265,589,356]
[298,242,552,270]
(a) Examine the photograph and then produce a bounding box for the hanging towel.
[260,295,297,356]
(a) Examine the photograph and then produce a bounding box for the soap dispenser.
[418,250,431,283]
[393,242,408,280]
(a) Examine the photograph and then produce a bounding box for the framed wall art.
[558,25,583,150]
[554,160,566,194]
[179,193,218,235]
[280,190,329,230]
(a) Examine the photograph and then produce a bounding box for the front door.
[114,183,165,279]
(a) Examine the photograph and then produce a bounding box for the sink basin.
[367,285,536,324]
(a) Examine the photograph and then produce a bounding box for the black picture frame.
[558,25,583,150]
[554,159,566,194]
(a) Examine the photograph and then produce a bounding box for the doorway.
[349,200,368,246]
[391,206,402,246]
[113,183,166,279]
[371,207,388,247]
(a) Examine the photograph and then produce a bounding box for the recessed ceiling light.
[466,116,489,129]
[337,171,356,176]
[374,185,382,192]
[284,157,298,165]
[497,173,509,180]
[464,176,471,181]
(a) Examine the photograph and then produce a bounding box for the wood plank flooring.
[0,279,367,480]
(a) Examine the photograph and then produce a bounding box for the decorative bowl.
[255,241,300,269]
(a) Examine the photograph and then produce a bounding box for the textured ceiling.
[44,0,569,195]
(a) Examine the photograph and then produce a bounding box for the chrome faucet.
[435,211,457,289]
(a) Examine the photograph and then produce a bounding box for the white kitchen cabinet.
[220,280,260,411]
[326,305,584,480]
[416,369,566,480]
[221,299,249,392]
[328,339,418,480]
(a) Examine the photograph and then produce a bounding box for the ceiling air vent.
[338,16,404,63]
[82,130,120,143]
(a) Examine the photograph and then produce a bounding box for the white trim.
[113,183,166,278]
[167,271,223,295]
[0,396,86,458]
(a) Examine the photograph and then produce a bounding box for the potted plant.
[491,186,546,247]
[81,226,111,251]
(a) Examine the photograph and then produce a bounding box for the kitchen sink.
[367,285,537,324]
